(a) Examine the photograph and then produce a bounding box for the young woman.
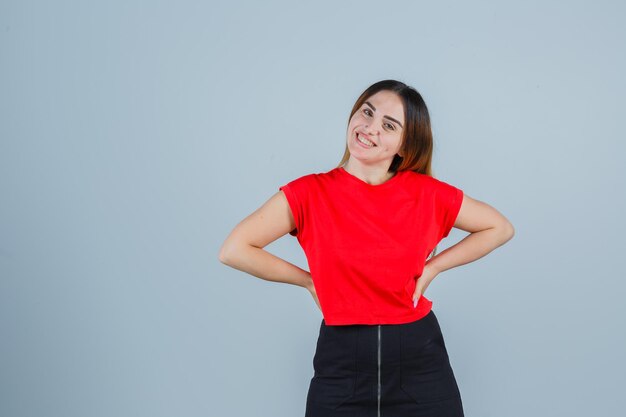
[219,79,514,416]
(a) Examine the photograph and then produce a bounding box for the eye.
[363,108,373,116]
[384,122,395,130]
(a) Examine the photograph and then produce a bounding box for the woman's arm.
[412,193,515,305]
[218,191,314,292]
[428,193,515,274]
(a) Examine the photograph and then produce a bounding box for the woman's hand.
[412,263,439,308]
[304,275,322,312]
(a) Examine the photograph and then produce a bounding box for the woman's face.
[346,90,405,167]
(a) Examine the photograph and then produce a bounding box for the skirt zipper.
[377,324,381,417]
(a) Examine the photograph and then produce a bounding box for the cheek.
[383,135,402,149]
[351,114,366,124]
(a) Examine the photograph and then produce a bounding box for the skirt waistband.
[313,310,445,376]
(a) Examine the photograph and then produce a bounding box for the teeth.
[357,134,375,147]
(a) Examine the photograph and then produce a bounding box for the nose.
[363,123,379,136]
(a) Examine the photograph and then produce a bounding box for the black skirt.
[305,309,464,417]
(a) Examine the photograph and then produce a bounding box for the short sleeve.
[278,175,311,237]
[434,179,464,240]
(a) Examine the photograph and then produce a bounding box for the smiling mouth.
[357,133,376,147]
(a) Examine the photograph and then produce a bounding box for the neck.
[343,161,395,185]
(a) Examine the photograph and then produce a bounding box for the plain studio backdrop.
[1,1,624,416]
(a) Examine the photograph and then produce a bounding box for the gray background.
[1,0,624,416]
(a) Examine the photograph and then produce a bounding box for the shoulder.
[399,170,441,188]
[398,171,463,203]
[405,170,459,189]
[286,172,318,184]
[282,167,339,187]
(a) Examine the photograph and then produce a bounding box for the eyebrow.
[365,101,404,128]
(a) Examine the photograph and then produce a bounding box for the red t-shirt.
[279,166,464,325]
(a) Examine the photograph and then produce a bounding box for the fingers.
[412,286,425,308]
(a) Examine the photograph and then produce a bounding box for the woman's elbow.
[218,243,230,265]
[218,239,241,266]
[499,219,515,242]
